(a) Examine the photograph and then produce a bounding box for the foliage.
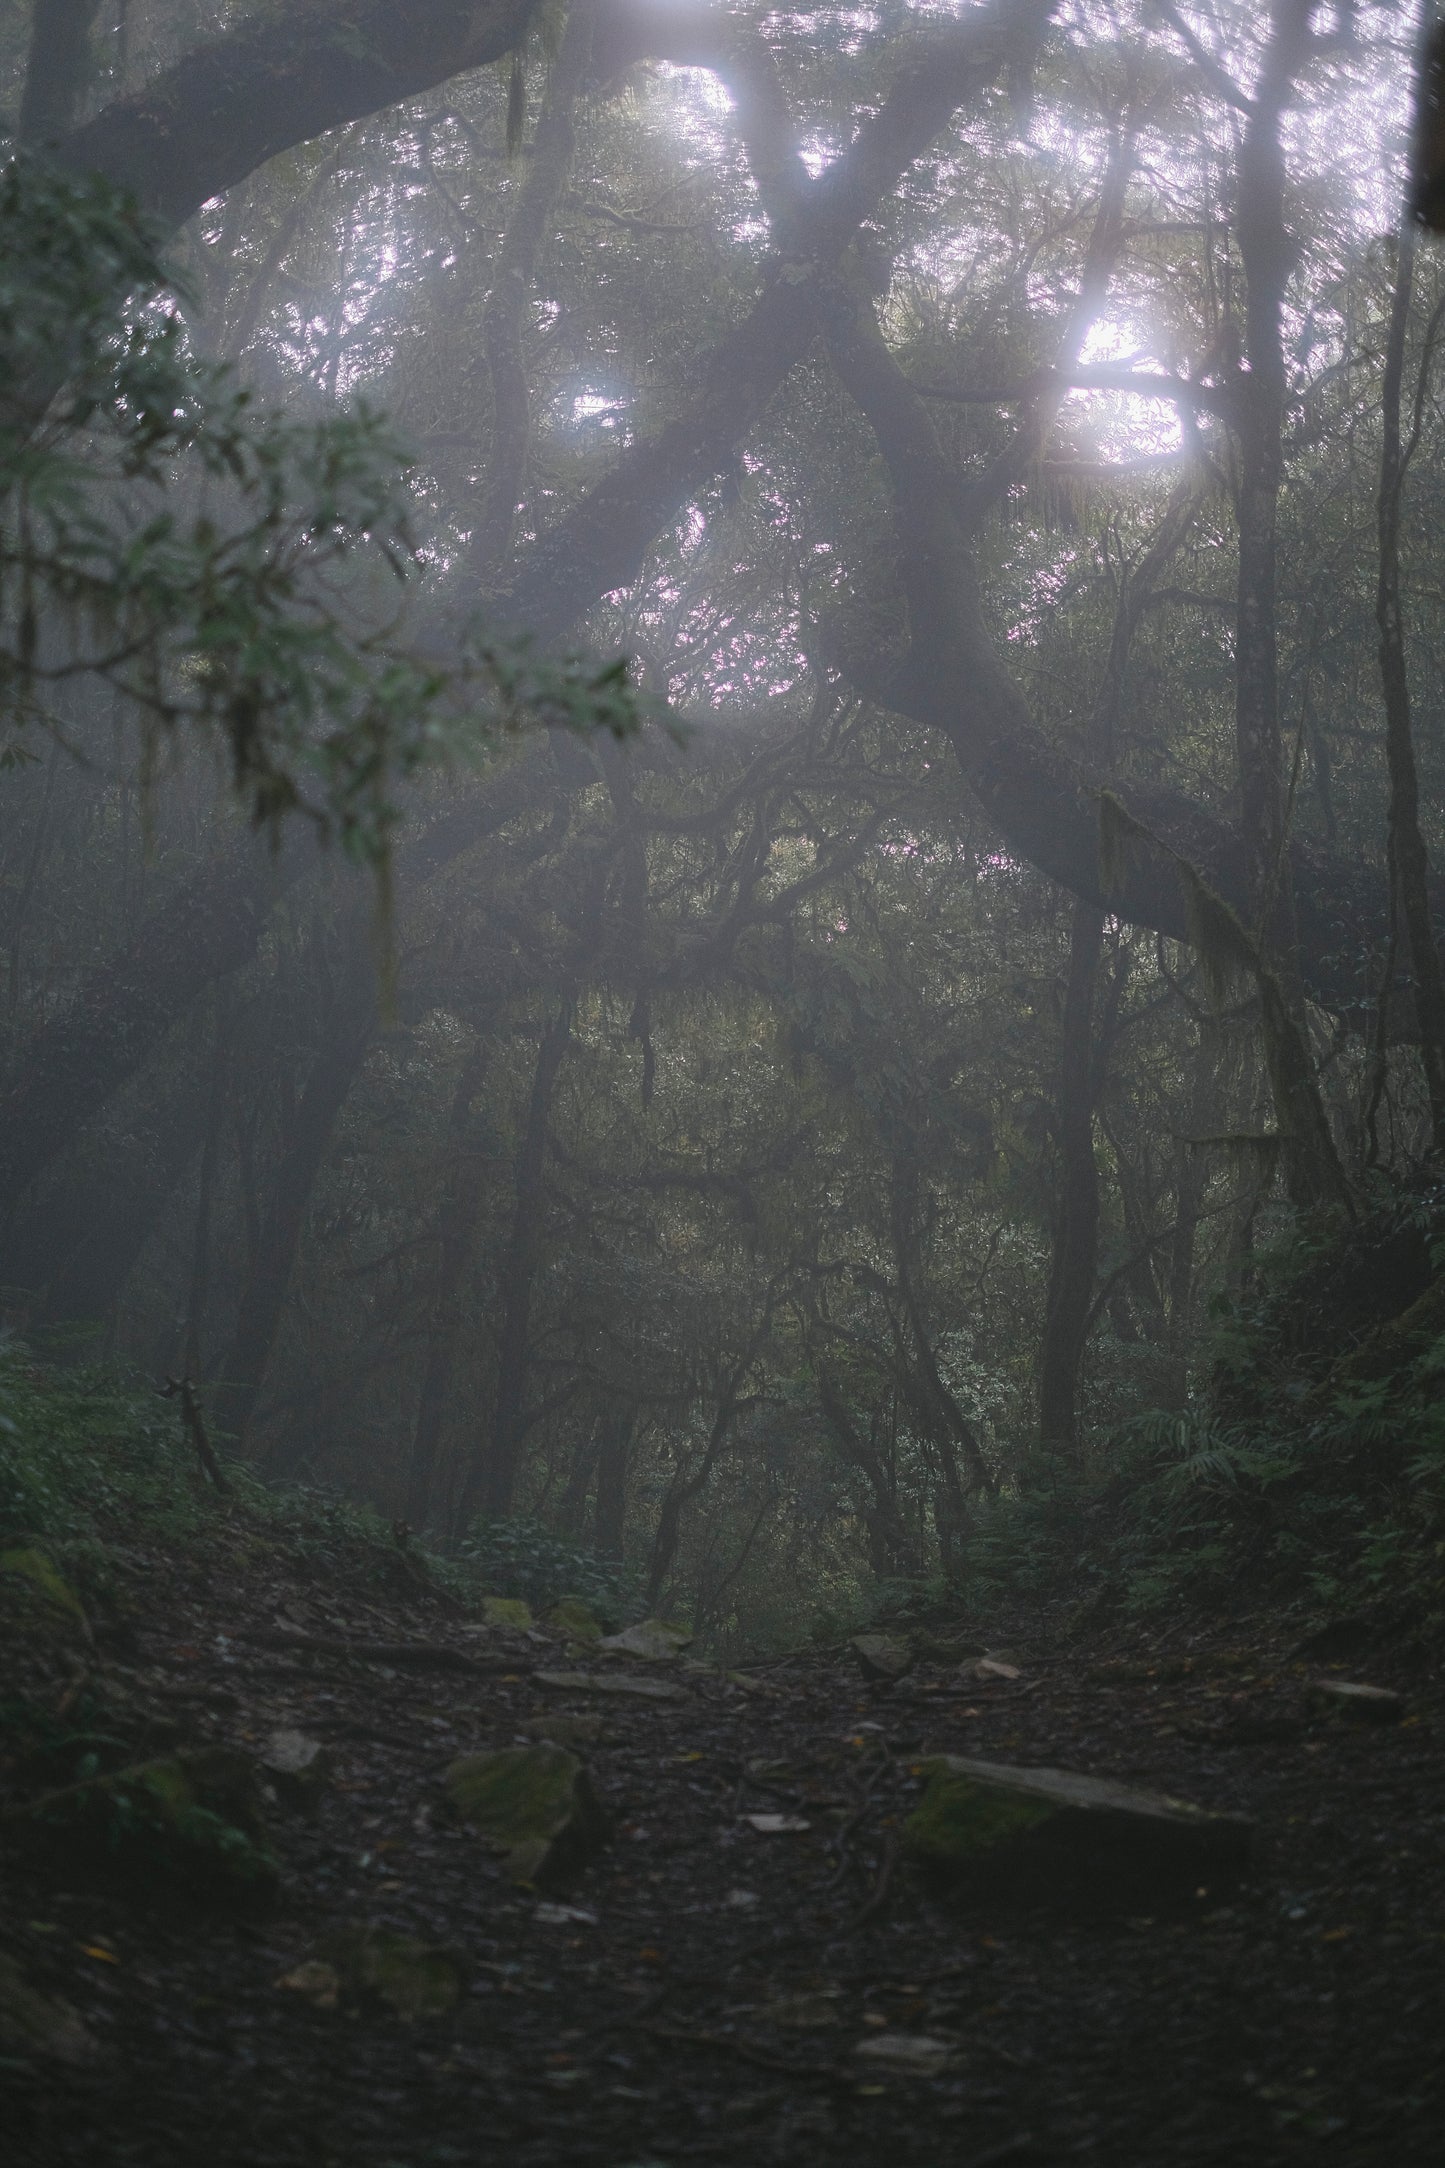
[8,0,1445,1654]
[0,1339,477,1608]
[459,1514,639,1625]
[0,1337,198,1542]
[0,151,638,868]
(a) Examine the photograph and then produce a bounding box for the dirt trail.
[3,1543,1442,2168]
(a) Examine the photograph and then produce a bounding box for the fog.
[8,5,1445,2162]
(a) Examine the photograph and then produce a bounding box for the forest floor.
[3,1519,1443,2168]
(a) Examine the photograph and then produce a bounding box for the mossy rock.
[547,1597,603,1642]
[905,1757,1254,1913]
[0,1952,96,2063]
[444,1743,609,1887]
[481,1595,534,1630]
[323,1926,462,2022]
[27,1745,278,1895]
[0,1546,88,1638]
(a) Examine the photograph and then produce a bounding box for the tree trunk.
[403,1034,493,1531]
[456,1002,573,1529]
[1377,203,1445,1152]
[816,1369,919,1579]
[56,0,540,231]
[592,1403,633,1561]
[180,986,234,1380]
[0,838,282,1229]
[473,0,596,578]
[1232,5,1311,933]
[214,924,376,1451]
[0,753,553,1247]
[1165,1022,1221,1404]
[19,0,104,143]
[1038,901,1104,1457]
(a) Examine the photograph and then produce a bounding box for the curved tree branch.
[55,0,542,230]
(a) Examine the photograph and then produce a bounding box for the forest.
[3,3,1445,2163]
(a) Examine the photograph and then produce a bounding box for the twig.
[246,1628,494,1673]
[642,2023,842,2087]
[161,1376,232,1497]
[592,1982,672,2036]
[841,1831,900,1933]
[389,1519,467,1613]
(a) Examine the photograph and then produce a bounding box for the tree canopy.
[3,0,1445,1640]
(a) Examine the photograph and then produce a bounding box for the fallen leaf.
[852,2031,957,2075]
[535,1902,598,1927]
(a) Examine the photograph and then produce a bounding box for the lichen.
[446,1744,579,1846]
[0,1545,86,1629]
[547,1597,603,1641]
[481,1595,534,1629]
[444,1744,606,1887]
[905,1765,1057,1867]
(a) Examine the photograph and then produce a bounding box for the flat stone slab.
[1308,1679,1404,1725]
[905,1757,1253,1911]
[598,1618,692,1661]
[533,1670,690,1703]
[851,1633,913,1683]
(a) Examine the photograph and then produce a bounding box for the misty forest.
[4,1,1445,2162]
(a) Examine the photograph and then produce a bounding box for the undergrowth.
[459,1516,639,1627]
[0,1339,632,1622]
[857,1192,1445,1635]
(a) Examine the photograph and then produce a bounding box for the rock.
[517,1712,605,1750]
[275,1959,341,2009]
[547,1598,603,1642]
[0,1952,97,2063]
[533,1900,598,1927]
[598,1617,692,1662]
[444,1744,609,1887]
[481,1596,534,1630]
[851,1632,913,1683]
[1308,1679,1404,1725]
[260,1729,331,1812]
[904,1756,1254,1911]
[971,1656,1022,1682]
[27,1744,278,1894]
[0,1546,89,1637]
[852,2031,957,2076]
[741,1812,811,1834]
[533,1669,690,1703]
[324,1927,462,2022]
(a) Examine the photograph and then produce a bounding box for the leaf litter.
[3,1530,1444,2165]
